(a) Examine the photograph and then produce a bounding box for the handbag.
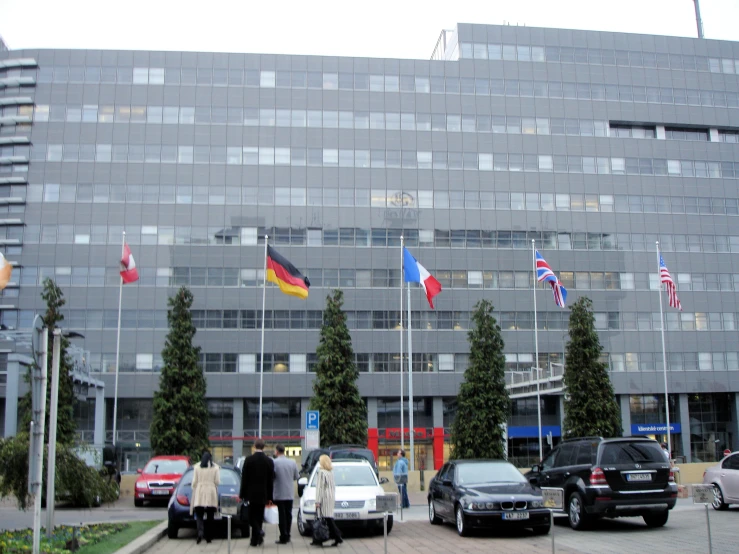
[264,504,279,525]
[312,507,330,543]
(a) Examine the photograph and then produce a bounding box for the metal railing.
[506,363,565,399]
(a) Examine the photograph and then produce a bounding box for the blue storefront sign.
[507,425,562,439]
[631,423,681,435]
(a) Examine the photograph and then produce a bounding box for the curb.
[113,520,168,554]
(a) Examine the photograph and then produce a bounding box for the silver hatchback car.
[703,451,739,510]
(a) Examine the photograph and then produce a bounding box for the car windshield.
[180,468,240,488]
[310,466,377,487]
[143,460,188,474]
[456,463,527,485]
[330,451,373,464]
[600,442,665,464]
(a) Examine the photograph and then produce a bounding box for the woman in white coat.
[191,451,220,544]
[312,454,343,547]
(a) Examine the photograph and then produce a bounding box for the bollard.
[383,511,388,554]
[226,515,232,554]
[550,509,555,554]
[704,504,712,554]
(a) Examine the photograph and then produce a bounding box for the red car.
[134,455,190,507]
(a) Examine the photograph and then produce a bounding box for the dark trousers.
[275,499,293,541]
[194,507,216,541]
[324,517,342,542]
[248,503,265,545]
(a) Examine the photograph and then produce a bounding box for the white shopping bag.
[264,505,279,525]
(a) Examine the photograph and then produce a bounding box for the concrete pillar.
[656,125,666,139]
[559,396,565,428]
[232,398,244,459]
[709,128,719,142]
[93,388,105,447]
[620,395,632,436]
[432,397,444,428]
[4,358,20,437]
[679,394,691,462]
[366,398,378,428]
[730,393,739,452]
[300,398,310,454]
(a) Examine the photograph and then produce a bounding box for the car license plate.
[503,511,529,521]
[152,490,170,495]
[626,473,652,482]
[334,512,360,520]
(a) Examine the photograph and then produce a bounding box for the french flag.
[120,243,139,284]
[535,250,567,308]
[403,247,442,309]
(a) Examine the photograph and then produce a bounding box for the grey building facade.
[2,23,739,470]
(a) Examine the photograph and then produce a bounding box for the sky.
[0,0,737,59]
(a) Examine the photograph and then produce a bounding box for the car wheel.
[455,505,469,537]
[532,522,551,535]
[134,499,144,508]
[297,509,312,537]
[428,501,442,525]
[167,522,178,539]
[643,510,669,528]
[567,492,590,531]
[712,485,729,511]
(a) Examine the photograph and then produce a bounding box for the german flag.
[266,246,310,299]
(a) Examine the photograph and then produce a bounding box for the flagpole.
[258,236,268,439]
[532,240,543,462]
[112,231,125,450]
[406,281,415,471]
[656,241,672,459]
[399,237,404,452]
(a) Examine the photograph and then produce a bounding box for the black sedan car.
[428,459,550,536]
[167,465,248,539]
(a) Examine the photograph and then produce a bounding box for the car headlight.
[135,482,148,490]
[367,498,376,510]
[529,500,543,509]
[303,499,315,511]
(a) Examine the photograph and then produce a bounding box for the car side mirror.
[530,464,541,473]
[298,477,308,487]
[442,479,453,487]
[379,477,389,484]
[137,468,143,474]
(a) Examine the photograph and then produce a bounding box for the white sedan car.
[298,460,394,536]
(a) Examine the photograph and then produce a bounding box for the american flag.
[659,254,682,311]
[536,250,568,308]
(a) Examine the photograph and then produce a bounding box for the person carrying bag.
[310,455,343,547]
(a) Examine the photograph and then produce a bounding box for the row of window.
[15,64,739,108]
[81,349,739,374]
[22,104,739,142]
[33,144,739,178]
[23,185,739,217]
[15,265,739,294]
[3,308,737,333]
[13,225,739,254]
[458,42,739,75]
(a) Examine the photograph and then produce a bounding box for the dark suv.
[526,437,677,530]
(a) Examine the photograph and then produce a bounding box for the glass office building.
[2,23,739,469]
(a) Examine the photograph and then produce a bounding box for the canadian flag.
[120,243,139,283]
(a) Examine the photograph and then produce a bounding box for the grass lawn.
[76,521,161,554]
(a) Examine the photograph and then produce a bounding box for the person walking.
[312,455,343,547]
[273,444,299,544]
[393,449,410,509]
[190,451,220,544]
[239,440,274,547]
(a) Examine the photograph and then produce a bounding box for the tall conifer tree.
[563,296,622,438]
[150,287,210,458]
[451,300,509,459]
[309,290,367,446]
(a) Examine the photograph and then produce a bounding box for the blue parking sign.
[306,410,320,430]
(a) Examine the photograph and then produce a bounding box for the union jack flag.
[536,250,567,308]
[659,254,682,311]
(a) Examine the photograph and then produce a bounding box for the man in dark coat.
[239,439,274,546]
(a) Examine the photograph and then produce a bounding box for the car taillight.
[590,467,607,485]
[176,494,190,506]
[669,469,675,483]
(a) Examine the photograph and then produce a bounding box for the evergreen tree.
[563,296,622,438]
[451,299,509,459]
[150,287,210,459]
[309,289,367,446]
[20,278,78,446]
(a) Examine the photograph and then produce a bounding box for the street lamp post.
[45,329,85,538]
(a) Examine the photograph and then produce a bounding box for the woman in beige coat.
[312,455,343,547]
[191,451,220,544]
